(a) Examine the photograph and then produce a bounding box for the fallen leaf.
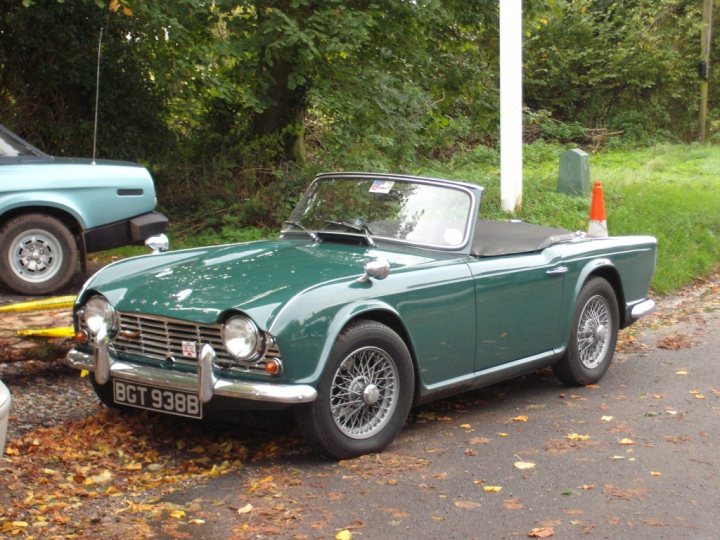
[188,519,206,525]
[675,370,688,375]
[601,416,614,422]
[483,485,502,493]
[528,527,554,538]
[237,503,254,514]
[650,471,662,477]
[503,498,524,510]
[513,461,536,470]
[498,432,509,438]
[469,437,492,445]
[618,438,635,445]
[336,530,352,540]
[566,433,590,442]
[170,510,186,519]
[512,415,529,422]
[454,500,482,509]
[459,423,472,430]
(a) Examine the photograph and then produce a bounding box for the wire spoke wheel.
[577,295,611,369]
[330,346,399,439]
[553,277,619,386]
[297,320,414,459]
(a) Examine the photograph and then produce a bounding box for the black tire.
[0,213,78,295]
[553,277,619,386]
[296,320,415,459]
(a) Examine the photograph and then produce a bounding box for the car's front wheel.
[0,214,78,295]
[297,320,414,459]
[553,277,619,386]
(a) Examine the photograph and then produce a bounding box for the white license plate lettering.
[113,380,202,419]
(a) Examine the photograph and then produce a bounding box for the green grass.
[93,143,720,295]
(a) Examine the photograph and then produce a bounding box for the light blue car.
[0,124,168,295]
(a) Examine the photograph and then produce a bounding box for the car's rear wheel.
[553,277,619,386]
[0,214,78,295]
[297,320,414,459]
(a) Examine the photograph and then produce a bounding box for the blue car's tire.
[0,213,78,295]
[553,277,619,386]
[297,320,414,459]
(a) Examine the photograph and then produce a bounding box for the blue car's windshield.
[0,124,49,159]
[284,175,475,249]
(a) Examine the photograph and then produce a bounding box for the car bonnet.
[83,238,440,327]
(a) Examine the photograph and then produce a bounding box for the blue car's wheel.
[297,320,414,459]
[0,214,78,295]
[553,277,619,386]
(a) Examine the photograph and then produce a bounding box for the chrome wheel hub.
[9,229,62,282]
[577,295,611,370]
[330,346,399,439]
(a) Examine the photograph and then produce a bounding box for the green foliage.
[524,0,702,142]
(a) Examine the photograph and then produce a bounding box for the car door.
[467,246,566,371]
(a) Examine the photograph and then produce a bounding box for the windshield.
[284,175,474,249]
[0,125,48,158]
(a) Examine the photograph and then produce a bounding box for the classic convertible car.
[63,173,657,458]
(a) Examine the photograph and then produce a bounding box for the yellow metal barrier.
[0,295,77,341]
[0,295,76,313]
[16,327,75,338]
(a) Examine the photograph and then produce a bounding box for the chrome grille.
[80,312,280,373]
[112,313,231,364]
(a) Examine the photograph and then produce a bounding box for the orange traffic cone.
[588,181,608,237]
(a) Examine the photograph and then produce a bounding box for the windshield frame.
[282,172,483,252]
[0,123,52,162]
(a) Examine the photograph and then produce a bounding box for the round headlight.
[83,296,118,337]
[222,316,261,360]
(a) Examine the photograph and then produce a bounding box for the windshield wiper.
[282,220,320,242]
[324,220,376,248]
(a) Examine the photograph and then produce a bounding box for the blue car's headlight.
[82,295,118,337]
[222,316,261,360]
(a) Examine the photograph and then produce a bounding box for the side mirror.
[145,234,169,254]
[356,258,390,283]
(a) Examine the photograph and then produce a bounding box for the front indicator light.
[75,330,89,344]
[264,358,282,376]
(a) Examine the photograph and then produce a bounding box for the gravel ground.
[1,269,718,449]
[0,360,101,440]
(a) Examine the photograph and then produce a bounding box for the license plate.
[113,379,202,419]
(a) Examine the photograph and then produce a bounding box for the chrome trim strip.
[64,348,317,404]
[630,298,656,319]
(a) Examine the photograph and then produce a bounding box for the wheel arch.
[329,305,421,403]
[0,205,84,237]
[575,260,627,328]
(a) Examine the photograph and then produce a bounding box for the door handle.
[546,266,568,275]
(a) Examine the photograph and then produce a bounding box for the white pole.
[500,0,523,213]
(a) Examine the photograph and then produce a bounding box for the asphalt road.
[138,278,719,540]
[1,273,718,539]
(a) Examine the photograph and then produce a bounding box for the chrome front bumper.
[630,298,656,320]
[64,344,317,405]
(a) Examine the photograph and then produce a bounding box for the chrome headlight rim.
[221,315,263,361]
[81,295,118,337]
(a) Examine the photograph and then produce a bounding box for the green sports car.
[63,172,657,458]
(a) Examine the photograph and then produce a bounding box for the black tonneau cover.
[471,219,575,257]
